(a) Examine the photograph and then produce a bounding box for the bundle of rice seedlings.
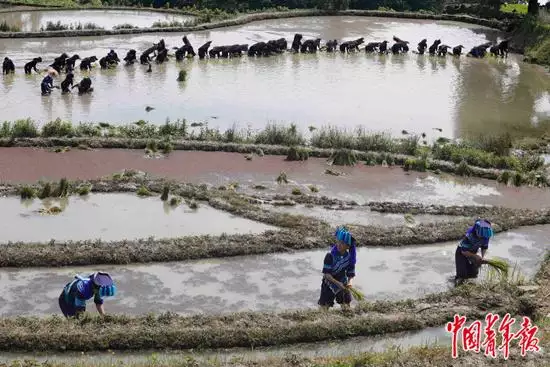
[347,286,365,301]
[485,258,510,277]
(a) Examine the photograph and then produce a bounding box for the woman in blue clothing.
[318,226,357,311]
[58,272,117,318]
[455,219,494,285]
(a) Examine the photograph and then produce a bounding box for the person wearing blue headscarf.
[455,219,494,285]
[58,271,117,318]
[318,226,357,310]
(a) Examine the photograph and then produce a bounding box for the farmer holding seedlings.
[318,226,357,311]
[454,218,494,285]
[58,271,117,319]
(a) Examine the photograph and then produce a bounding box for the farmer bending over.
[58,271,116,318]
[318,226,357,311]
[454,219,494,285]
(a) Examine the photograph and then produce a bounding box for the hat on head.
[474,219,493,239]
[334,226,355,246]
[90,272,113,287]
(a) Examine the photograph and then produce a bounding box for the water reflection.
[0,16,548,140]
[0,10,195,32]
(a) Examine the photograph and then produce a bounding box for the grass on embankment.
[2,174,550,267]
[0,262,544,353]
[501,3,528,14]
[1,118,548,186]
[513,16,550,66]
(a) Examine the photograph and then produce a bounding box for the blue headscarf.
[331,226,357,266]
[474,219,493,240]
[98,284,117,298]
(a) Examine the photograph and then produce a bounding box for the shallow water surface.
[0,16,548,139]
[263,203,469,227]
[0,225,546,316]
[0,193,275,242]
[0,9,195,32]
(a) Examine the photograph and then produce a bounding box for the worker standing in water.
[454,219,494,285]
[58,271,117,318]
[318,226,357,311]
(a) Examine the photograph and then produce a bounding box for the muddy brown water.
[3,148,550,210]
[0,225,546,317]
[0,9,195,32]
[0,16,549,140]
[0,326,451,363]
[0,193,276,242]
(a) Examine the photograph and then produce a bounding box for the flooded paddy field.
[0,225,545,316]
[0,192,276,242]
[0,16,549,140]
[0,9,196,32]
[3,148,550,209]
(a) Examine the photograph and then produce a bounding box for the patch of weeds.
[19,185,36,199]
[169,196,182,206]
[253,185,267,190]
[159,140,173,155]
[145,140,158,154]
[456,160,472,177]
[227,182,239,191]
[291,188,302,195]
[53,146,71,153]
[161,185,170,201]
[113,23,138,30]
[276,172,289,184]
[186,199,198,209]
[324,169,341,176]
[329,149,357,166]
[0,20,20,32]
[137,186,152,197]
[38,183,52,199]
[77,185,91,196]
[54,178,70,198]
[41,118,74,137]
[403,155,428,172]
[11,119,38,138]
[309,185,319,193]
[286,146,309,161]
[513,172,524,187]
[254,122,305,146]
[497,170,511,185]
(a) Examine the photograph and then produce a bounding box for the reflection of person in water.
[454,219,494,285]
[58,271,117,319]
[40,69,58,95]
[318,226,357,311]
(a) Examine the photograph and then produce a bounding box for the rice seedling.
[485,257,510,277]
[456,159,472,176]
[161,185,170,201]
[497,170,511,185]
[309,185,319,193]
[38,206,63,215]
[513,172,524,187]
[137,186,152,197]
[186,199,199,209]
[169,196,182,206]
[19,185,36,199]
[347,286,365,301]
[276,172,288,184]
[38,182,52,199]
[291,188,302,195]
[54,178,69,198]
[77,185,91,196]
[404,213,415,224]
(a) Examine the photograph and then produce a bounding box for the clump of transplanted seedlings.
[329,149,357,166]
[161,185,170,201]
[276,172,289,184]
[19,185,36,199]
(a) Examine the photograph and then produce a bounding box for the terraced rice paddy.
[0,8,548,367]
